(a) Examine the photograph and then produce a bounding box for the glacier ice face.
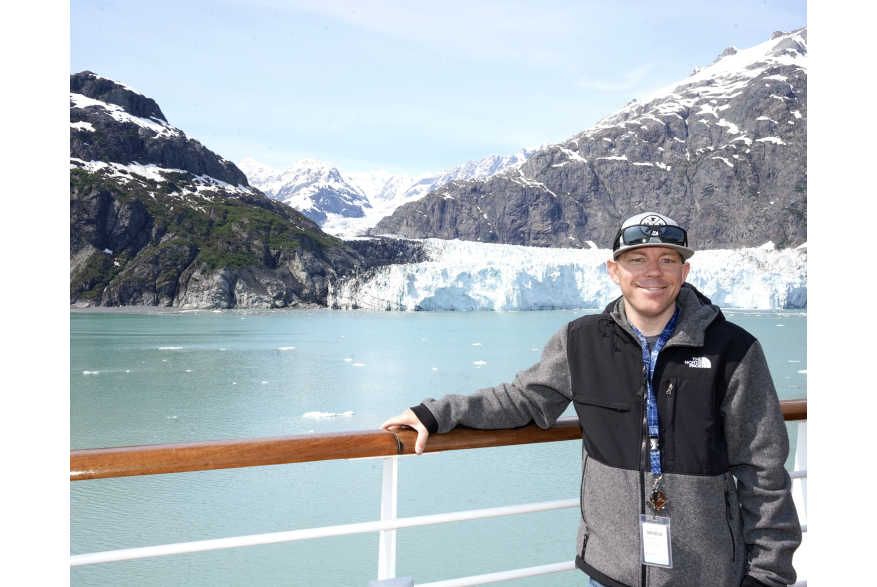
[328,239,807,311]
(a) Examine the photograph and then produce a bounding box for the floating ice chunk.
[126,370,130,372]
[789,360,801,362]
[798,370,807,374]
[472,343,482,346]
[432,367,438,370]
[352,363,365,366]
[532,349,539,351]
[344,358,352,361]
[776,324,784,326]
[213,310,221,313]
[303,411,354,418]
[186,370,192,372]
[262,381,268,384]
[277,347,295,350]
[159,347,183,350]
[233,382,237,384]
[83,371,99,375]
[474,361,487,365]
[220,348,225,351]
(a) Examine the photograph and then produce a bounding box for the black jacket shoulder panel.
[567,311,611,333]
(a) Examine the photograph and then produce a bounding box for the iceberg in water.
[303,411,354,418]
[328,239,807,311]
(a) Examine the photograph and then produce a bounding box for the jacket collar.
[607,283,722,348]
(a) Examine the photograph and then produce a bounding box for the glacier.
[328,239,807,311]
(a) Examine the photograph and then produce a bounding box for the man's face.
[606,246,690,321]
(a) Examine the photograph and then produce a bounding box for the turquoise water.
[70,309,806,586]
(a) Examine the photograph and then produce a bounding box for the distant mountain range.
[370,28,807,250]
[240,144,549,236]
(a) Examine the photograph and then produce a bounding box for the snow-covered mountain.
[328,239,807,311]
[238,157,372,225]
[240,143,550,236]
[69,71,367,309]
[373,28,807,251]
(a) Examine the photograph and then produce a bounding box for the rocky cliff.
[70,71,368,308]
[371,28,807,250]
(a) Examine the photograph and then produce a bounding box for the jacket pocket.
[575,396,634,412]
[579,453,590,557]
[724,473,736,562]
[662,379,678,465]
[661,376,726,475]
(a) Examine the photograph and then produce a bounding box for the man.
[382,212,801,587]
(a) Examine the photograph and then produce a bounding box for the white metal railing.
[71,420,808,587]
[69,491,579,567]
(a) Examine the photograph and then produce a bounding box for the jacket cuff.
[410,404,439,435]
[741,576,771,587]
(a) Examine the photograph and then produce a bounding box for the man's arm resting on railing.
[382,324,574,454]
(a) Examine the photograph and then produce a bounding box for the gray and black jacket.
[412,284,801,587]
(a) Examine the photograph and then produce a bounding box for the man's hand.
[381,409,430,455]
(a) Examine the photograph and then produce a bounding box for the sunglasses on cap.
[612,224,688,251]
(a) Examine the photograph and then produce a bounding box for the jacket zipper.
[665,382,674,464]
[639,365,648,587]
[724,473,736,562]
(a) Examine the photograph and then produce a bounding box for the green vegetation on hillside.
[70,167,345,298]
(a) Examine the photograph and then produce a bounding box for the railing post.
[378,456,398,580]
[792,420,809,582]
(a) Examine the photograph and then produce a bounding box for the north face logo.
[685,357,711,369]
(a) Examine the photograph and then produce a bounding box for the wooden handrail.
[70,399,806,481]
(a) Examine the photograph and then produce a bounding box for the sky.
[70,0,806,176]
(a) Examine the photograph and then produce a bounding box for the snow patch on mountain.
[328,239,806,311]
[241,143,550,235]
[583,27,806,140]
[70,158,252,196]
[70,92,178,137]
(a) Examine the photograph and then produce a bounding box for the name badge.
[640,514,672,568]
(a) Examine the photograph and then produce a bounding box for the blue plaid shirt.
[628,306,680,475]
